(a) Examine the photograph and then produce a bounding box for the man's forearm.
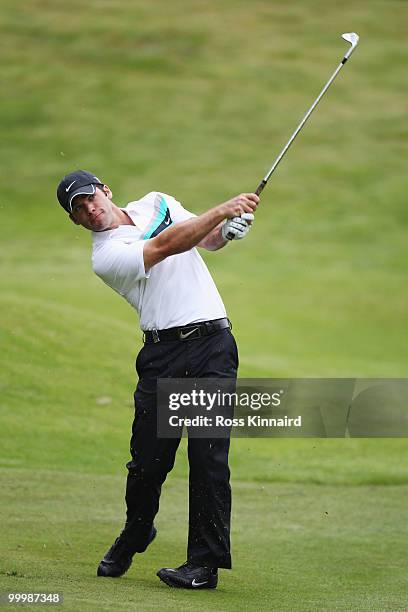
[197,223,228,251]
[144,193,259,271]
[156,205,228,256]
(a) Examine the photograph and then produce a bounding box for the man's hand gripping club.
[220,193,258,241]
[221,213,254,241]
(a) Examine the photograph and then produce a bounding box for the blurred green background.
[1,0,407,610]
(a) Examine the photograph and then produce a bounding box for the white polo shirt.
[92,192,227,330]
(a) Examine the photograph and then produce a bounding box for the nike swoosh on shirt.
[145,198,173,239]
[192,579,208,587]
[179,328,199,340]
[65,180,77,192]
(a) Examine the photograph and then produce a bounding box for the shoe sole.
[156,570,217,589]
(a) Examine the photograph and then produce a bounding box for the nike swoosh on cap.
[65,180,77,192]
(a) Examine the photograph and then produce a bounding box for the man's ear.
[102,185,113,200]
[69,213,80,225]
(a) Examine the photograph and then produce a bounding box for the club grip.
[225,182,265,240]
[255,179,267,196]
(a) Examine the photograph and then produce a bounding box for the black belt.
[143,317,231,344]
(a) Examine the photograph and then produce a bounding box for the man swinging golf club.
[56,30,359,591]
[57,170,258,589]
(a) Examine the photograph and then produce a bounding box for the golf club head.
[342,32,359,60]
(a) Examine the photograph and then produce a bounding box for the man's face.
[69,186,115,232]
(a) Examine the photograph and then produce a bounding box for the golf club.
[226,32,359,240]
[255,32,359,196]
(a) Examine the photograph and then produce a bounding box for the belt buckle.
[179,325,201,341]
[152,329,160,343]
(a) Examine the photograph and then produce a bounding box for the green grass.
[2,470,408,611]
[1,0,407,609]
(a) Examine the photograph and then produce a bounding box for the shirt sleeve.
[158,193,197,223]
[92,239,149,296]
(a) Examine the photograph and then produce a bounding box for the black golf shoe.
[97,526,157,578]
[157,561,218,589]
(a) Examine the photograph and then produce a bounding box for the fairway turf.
[1,0,408,610]
[2,469,408,611]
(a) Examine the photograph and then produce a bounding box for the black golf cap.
[57,170,104,213]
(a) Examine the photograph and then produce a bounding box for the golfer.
[56,170,258,589]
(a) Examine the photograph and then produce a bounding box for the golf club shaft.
[255,59,346,196]
[225,33,358,239]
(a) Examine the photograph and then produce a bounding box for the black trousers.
[121,328,238,569]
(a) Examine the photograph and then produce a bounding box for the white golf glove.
[221,213,254,241]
